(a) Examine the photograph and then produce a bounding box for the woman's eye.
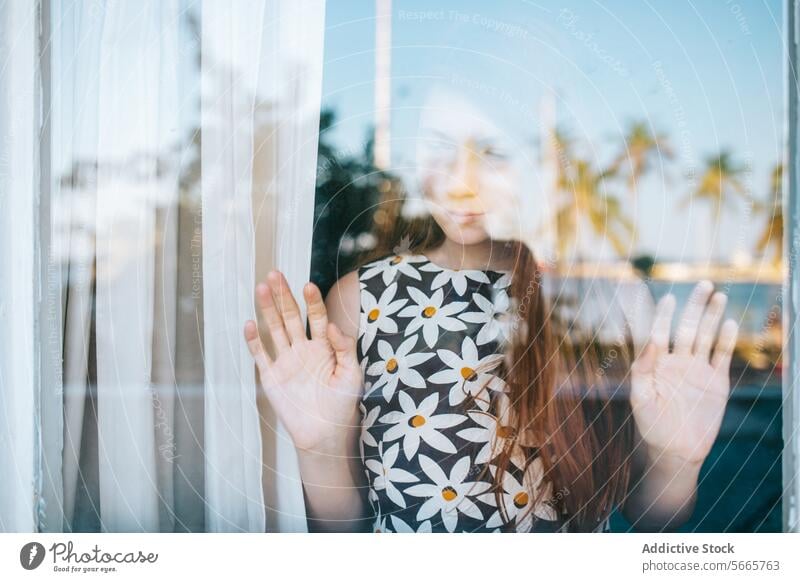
[481,147,509,160]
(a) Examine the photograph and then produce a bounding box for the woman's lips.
[446,209,485,224]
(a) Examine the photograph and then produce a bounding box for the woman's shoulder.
[329,269,361,291]
[325,270,362,339]
[325,253,427,334]
[326,253,402,308]
[325,253,418,338]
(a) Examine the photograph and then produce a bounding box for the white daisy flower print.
[420,262,491,296]
[459,288,511,346]
[379,392,466,460]
[397,287,468,348]
[367,475,379,506]
[390,515,433,533]
[361,254,426,286]
[372,512,387,533]
[404,455,491,532]
[428,336,506,411]
[365,442,419,509]
[353,248,568,532]
[360,282,407,353]
[455,410,524,468]
[359,401,380,459]
[493,272,511,290]
[482,457,559,532]
[365,336,434,402]
[359,355,370,377]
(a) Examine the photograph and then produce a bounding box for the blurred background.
[310,0,785,532]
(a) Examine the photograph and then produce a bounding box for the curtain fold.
[58,0,103,532]
[200,0,327,533]
[0,0,39,533]
[255,0,327,533]
[55,0,196,533]
[93,0,182,532]
[38,0,65,534]
[200,0,268,533]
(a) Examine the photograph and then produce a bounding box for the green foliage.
[310,110,387,296]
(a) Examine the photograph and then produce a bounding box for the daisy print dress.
[357,253,568,533]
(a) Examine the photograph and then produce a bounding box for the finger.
[304,282,329,341]
[711,318,739,371]
[630,343,658,410]
[631,341,658,377]
[328,321,358,371]
[650,293,676,357]
[674,280,714,355]
[269,270,306,343]
[694,291,727,359]
[256,281,290,353]
[244,320,274,384]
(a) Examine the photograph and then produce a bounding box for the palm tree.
[612,120,673,194]
[550,129,636,261]
[680,150,749,262]
[754,162,783,266]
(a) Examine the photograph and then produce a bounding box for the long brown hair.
[360,187,636,532]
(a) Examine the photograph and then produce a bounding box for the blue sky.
[320,0,784,263]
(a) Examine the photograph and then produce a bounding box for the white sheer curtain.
[0,0,38,533]
[201,0,325,533]
[0,0,326,533]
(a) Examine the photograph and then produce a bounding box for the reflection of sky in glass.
[322,0,783,263]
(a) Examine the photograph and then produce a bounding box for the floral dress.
[356,253,568,533]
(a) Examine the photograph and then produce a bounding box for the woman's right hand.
[243,271,363,455]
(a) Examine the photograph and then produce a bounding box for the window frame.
[782,0,799,534]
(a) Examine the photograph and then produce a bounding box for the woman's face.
[415,88,524,246]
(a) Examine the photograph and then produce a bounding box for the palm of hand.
[630,282,739,464]
[265,338,362,452]
[243,271,363,454]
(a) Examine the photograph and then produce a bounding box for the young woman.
[242,91,739,533]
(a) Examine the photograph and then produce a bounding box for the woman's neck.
[425,238,515,271]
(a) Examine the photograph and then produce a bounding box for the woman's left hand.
[630,280,739,465]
